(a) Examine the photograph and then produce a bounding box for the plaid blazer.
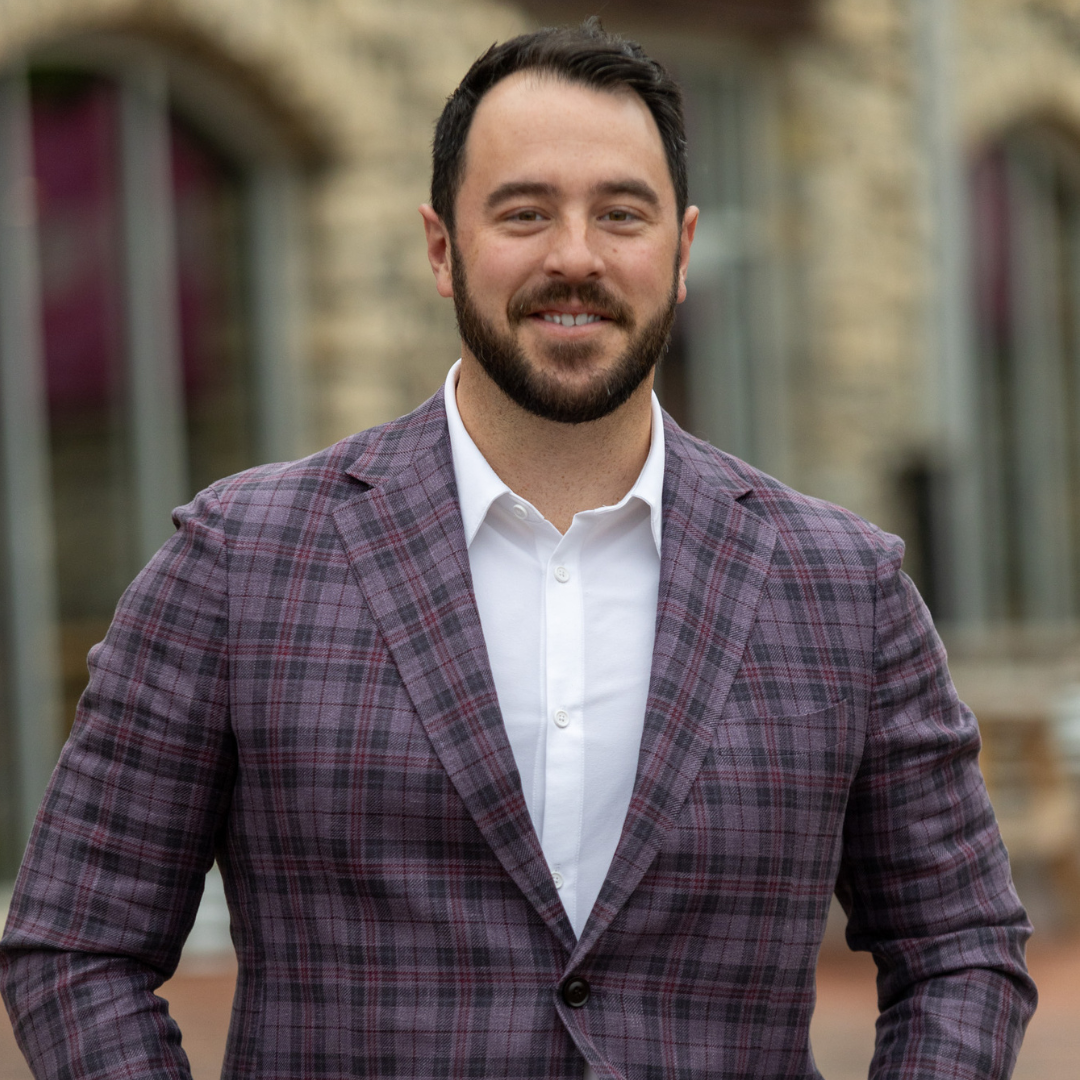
[1,392,1035,1079]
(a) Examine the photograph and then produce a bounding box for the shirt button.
[553,709,570,729]
[552,870,564,889]
[554,566,570,583]
[512,503,528,520]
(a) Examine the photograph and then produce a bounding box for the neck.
[454,353,655,534]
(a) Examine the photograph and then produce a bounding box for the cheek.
[615,257,680,310]
[462,235,541,287]
[602,236,679,285]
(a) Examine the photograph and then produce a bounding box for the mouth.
[536,310,607,328]
[509,283,631,332]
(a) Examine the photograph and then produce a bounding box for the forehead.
[460,71,673,202]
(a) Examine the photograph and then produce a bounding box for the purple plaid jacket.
[1,392,1035,1079]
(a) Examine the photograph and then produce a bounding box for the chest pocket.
[659,699,861,879]
[717,697,858,771]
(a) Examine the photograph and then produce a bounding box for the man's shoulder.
[665,419,903,572]
[191,392,448,526]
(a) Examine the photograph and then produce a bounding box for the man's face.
[425,72,697,424]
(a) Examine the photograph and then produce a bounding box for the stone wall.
[781,0,926,533]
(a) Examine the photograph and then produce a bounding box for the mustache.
[507,282,633,327]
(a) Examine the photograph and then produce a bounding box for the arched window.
[971,125,1080,624]
[0,35,307,873]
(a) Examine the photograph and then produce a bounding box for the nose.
[542,214,605,281]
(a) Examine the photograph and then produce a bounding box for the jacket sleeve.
[834,531,1037,1079]
[0,487,236,1080]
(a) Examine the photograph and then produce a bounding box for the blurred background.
[2,0,1079,1075]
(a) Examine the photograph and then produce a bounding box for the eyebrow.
[485,181,557,210]
[593,179,661,207]
[485,178,662,210]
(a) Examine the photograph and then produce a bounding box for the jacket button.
[561,976,591,1008]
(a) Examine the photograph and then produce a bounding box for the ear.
[676,205,699,305]
[420,204,455,298]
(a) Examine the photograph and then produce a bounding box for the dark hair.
[431,19,688,231]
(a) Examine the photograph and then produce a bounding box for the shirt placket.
[539,523,587,931]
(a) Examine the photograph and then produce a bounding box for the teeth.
[542,313,602,327]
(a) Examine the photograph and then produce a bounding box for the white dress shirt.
[444,361,664,946]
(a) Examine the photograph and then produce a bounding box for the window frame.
[0,33,309,869]
[971,126,1080,626]
[646,40,790,481]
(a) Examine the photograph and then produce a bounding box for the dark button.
[561,976,591,1008]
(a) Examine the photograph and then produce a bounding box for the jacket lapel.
[331,398,576,954]
[330,397,777,960]
[574,424,778,959]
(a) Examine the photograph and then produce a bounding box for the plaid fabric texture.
[1,392,1035,1079]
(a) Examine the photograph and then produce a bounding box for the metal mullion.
[718,77,753,463]
[684,74,725,453]
[745,67,789,482]
[685,71,752,461]
[0,68,63,856]
[246,165,306,464]
[119,62,189,567]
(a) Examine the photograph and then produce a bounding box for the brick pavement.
[3,939,1077,1078]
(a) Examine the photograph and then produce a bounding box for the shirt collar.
[444,359,665,554]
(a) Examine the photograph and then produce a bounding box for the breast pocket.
[718,697,858,774]
[644,699,862,940]
[678,698,862,866]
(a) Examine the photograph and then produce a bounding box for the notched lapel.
[332,427,576,954]
[575,440,778,958]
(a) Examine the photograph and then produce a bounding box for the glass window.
[0,50,304,876]
[971,130,1080,623]
[655,59,787,480]
[28,69,254,730]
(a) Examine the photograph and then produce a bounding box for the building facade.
[2,0,1079,920]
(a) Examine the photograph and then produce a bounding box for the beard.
[450,246,678,425]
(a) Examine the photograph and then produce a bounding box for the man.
[2,22,1035,1080]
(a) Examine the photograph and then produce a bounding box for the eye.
[601,208,639,224]
[506,208,545,223]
